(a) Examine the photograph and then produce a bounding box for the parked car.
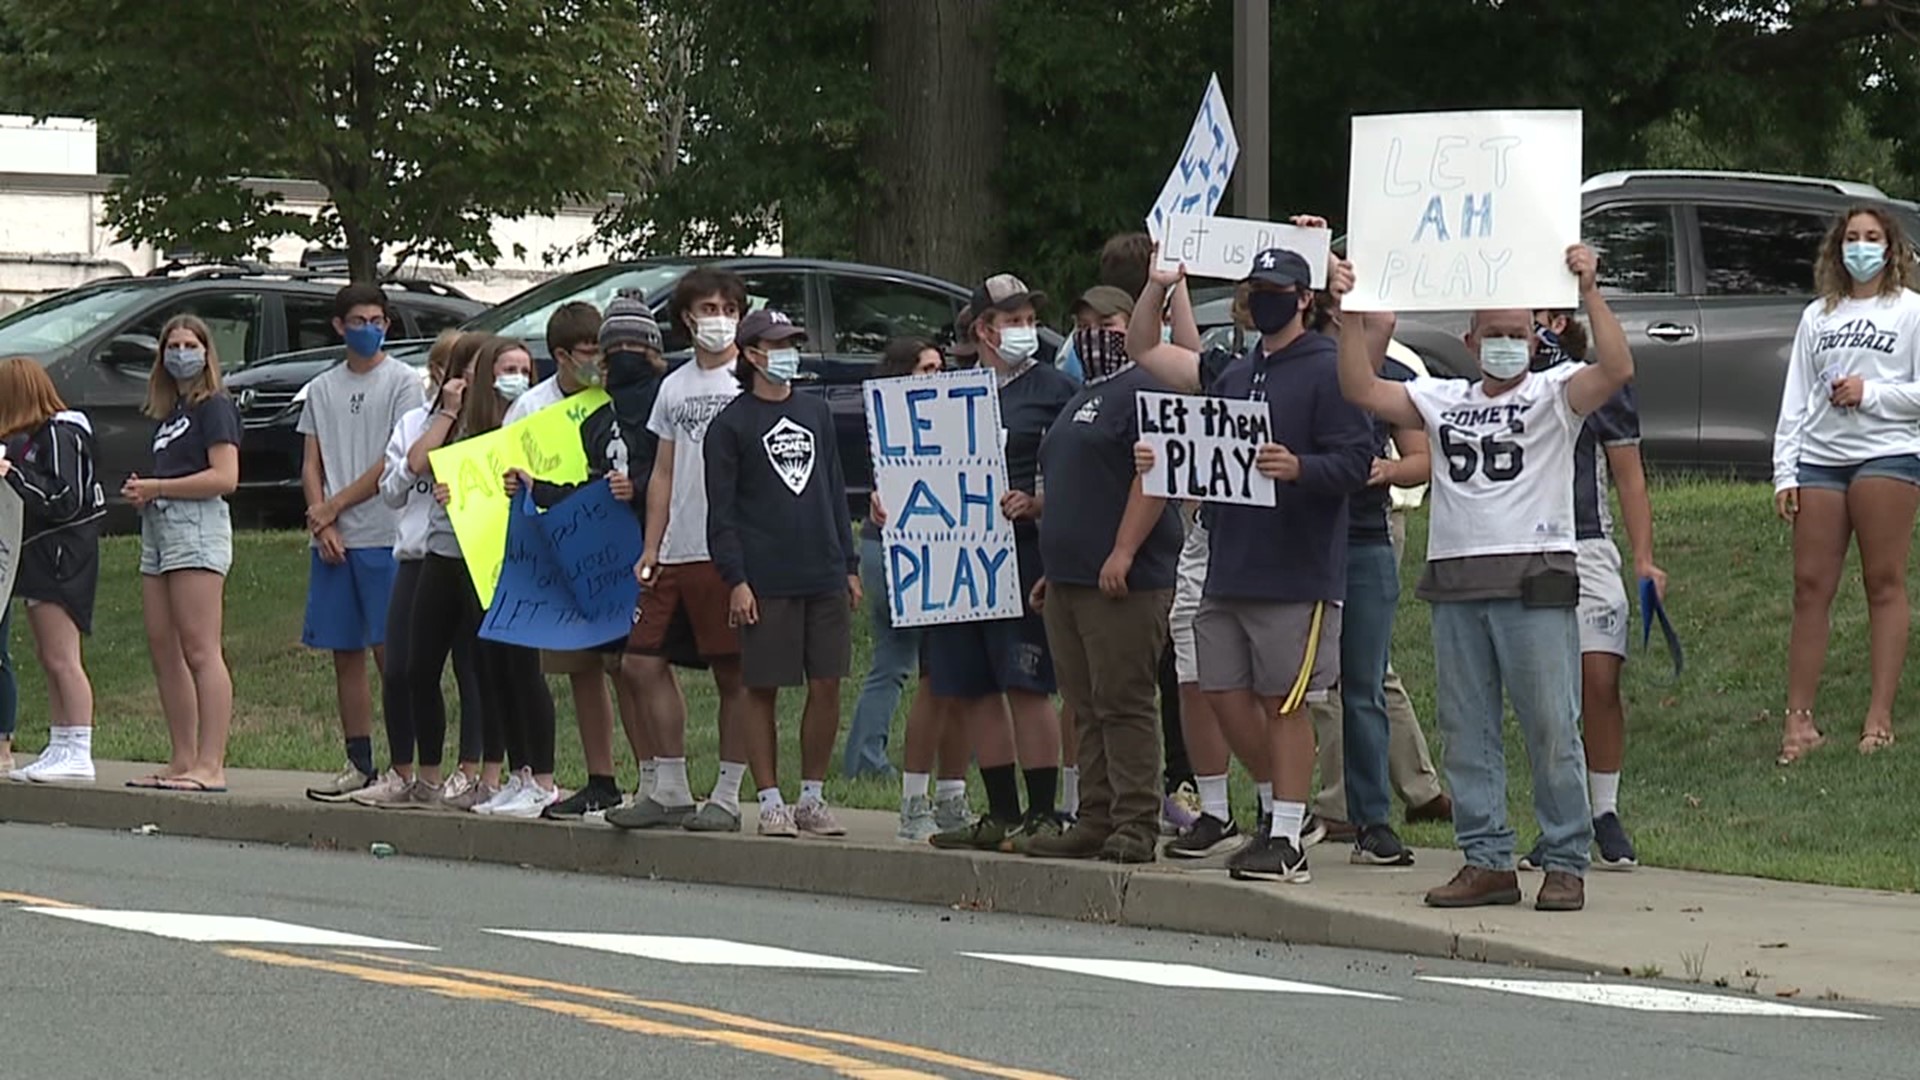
[228,256,1062,516]
[1195,170,1920,477]
[0,264,482,523]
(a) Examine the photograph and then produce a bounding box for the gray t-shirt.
[297,356,426,550]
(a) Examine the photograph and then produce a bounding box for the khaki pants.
[1043,583,1171,839]
[1312,510,1445,822]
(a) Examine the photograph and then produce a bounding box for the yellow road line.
[225,947,943,1080]
[0,890,82,908]
[333,950,1073,1080]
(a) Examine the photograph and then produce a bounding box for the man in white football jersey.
[1336,244,1633,914]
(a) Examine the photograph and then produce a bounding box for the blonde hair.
[143,314,226,418]
[423,329,465,387]
[0,356,69,438]
[1817,204,1916,312]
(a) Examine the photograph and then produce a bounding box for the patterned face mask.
[1075,327,1130,382]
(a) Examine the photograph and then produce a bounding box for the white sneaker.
[488,780,560,819]
[14,744,94,784]
[8,744,50,782]
[439,771,477,803]
[472,770,529,816]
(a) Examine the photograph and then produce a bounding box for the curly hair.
[1816,204,1916,312]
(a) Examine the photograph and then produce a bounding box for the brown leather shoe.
[1424,865,1522,908]
[1020,825,1109,859]
[1535,870,1586,912]
[1406,792,1453,825]
[1320,818,1359,844]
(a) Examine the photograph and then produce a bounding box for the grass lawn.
[4,477,1916,892]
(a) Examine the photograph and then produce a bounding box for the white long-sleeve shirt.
[380,405,438,560]
[1772,290,1920,491]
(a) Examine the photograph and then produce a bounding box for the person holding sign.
[1129,245,1374,886]
[703,309,860,838]
[927,275,1078,854]
[1338,243,1632,914]
[1771,205,1920,764]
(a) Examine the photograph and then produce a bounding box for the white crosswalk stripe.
[485,930,917,973]
[962,953,1399,999]
[1419,977,1876,1019]
[23,908,435,950]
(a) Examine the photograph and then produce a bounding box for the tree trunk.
[341,216,380,285]
[855,0,1002,286]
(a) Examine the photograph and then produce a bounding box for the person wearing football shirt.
[1517,311,1663,872]
[1338,243,1632,914]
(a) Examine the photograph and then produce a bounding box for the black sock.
[980,764,1023,824]
[1022,766,1059,819]
[587,773,618,793]
[346,736,374,777]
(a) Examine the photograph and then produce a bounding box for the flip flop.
[157,777,228,793]
[125,775,174,789]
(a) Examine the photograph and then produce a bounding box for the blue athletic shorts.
[303,547,399,652]
[924,611,1057,698]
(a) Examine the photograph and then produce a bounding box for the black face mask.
[1247,289,1305,335]
[605,348,657,389]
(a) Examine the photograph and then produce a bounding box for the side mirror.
[98,334,156,369]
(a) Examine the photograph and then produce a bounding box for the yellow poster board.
[429,387,610,603]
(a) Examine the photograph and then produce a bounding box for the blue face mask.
[1845,241,1888,283]
[764,348,800,384]
[344,323,386,358]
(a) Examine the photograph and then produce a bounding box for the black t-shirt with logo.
[151,394,242,480]
[703,390,858,598]
[1037,366,1183,591]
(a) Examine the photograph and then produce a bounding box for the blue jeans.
[1431,599,1592,875]
[1339,542,1398,827]
[0,602,15,740]
[843,537,920,777]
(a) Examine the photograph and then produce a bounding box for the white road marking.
[23,908,435,950]
[485,930,917,973]
[1419,977,1876,1019]
[962,953,1398,1000]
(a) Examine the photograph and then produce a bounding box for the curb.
[0,782,1589,976]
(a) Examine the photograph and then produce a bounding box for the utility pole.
[1232,0,1270,219]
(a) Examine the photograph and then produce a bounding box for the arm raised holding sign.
[1560,244,1636,416]
[1128,256,1205,393]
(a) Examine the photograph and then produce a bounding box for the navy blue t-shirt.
[1349,357,1417,545]
[1000,362,1079,548]
[1574,382,1641,540]
[1037,366,1183,591]
[151,393,241,480]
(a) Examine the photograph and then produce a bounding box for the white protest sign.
[864,368,1021,628]
[1159,214,1331,286]
[0,481,19,609]
[1136,391,1276,507]
[1344,109,1583,312]
[1146,74,1240,242]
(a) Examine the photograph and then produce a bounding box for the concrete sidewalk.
[4,756,1916,1008]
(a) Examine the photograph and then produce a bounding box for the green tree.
[0,0,657,282]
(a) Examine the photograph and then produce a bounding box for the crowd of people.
[3,202,1915,914]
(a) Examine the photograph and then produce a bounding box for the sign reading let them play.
[1137,390,1276,507]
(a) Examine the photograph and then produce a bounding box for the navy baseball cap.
[734,308,807,348]
[1245,248,1313,289]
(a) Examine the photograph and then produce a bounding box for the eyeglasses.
[344,315,390,330]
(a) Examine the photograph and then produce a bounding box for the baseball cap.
[970,273,1047,316]
[1071,285,1134,321]
[949,304,979,361]
[1245,248,1313,289]
[600,293,662,352]
[734,308,807,348]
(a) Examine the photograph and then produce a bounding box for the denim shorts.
[138,497,233,577]
[1796,454,1920,492]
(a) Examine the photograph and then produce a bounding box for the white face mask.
[995,325,1039,364]
[693,316,738,354]
[494,372,530,401]
[1478,337,1532,380]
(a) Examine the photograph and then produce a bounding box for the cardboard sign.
[1146,74,1240,242]
[429,388,609,603]
[480,487,640,651]
[1344,109,1583,312]
[0,482,20,608]
[864,368,1021,628]
[1159,214,1331,285]
[1136,391,1276,507]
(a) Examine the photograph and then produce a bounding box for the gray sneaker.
[793,800,845,837]
[307,762,374,803]
[897,795,938,843]
[606,796,696,830]
[933,793,970,831]
[682,802,742,833]
[352,773,439,810]
[442,778,497,812]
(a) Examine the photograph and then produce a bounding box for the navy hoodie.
[1199,331,1374,602]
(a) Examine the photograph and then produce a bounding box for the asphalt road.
[2,823,1914,1080]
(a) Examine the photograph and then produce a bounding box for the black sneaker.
[543,783,622,821]
[1518,839,1546,872]
[1350,823,1415,867]
[1301,812,1329,849]
[1164,814,1242,859]
[1229,834,1311,884]
[1593,812,1639,870]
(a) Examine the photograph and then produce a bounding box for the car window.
[473,264,692,344]
[1697,205,1829,296]
[284,294,338,354]
[405,304,469,339]
[826,275,960,358]
[659,271,809,353]
[1583,205,1677,296]
[0,281,158,354]
[125,291,266,367]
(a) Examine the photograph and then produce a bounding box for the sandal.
[1858,729,1896,756]
[1776,708,1825,766]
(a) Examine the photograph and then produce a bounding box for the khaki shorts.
[540,647,622,676]
[1193,596,1341,706]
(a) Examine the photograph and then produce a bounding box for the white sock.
[1272,800,1306,844]
[637,760,658,799]
[757,786,786,811]
[1256,782,1275,815]
[653,757,692,806]
[1589,771,1621,818]
[1061,766,1080,815]
[800,779,825,805]
[904,771,931,801]
[935,778,967,802]
[60,726,91,757]
[1197,774,1230,822]
[712,762,746,815]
